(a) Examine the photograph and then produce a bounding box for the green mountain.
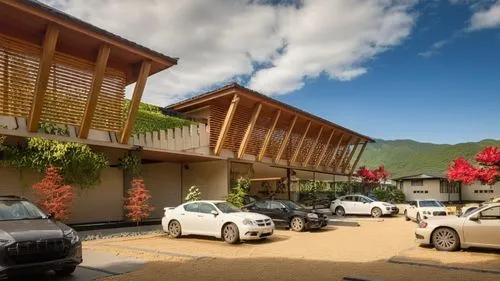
[358,139,500,179]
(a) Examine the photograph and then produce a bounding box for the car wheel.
[54,265,76,276]
[432,227,460,251]
[404,210,410,221]
[416,213,421,223]
[222,223,240,244]
[335,207,345,217]
[290,217,306,232]
[371,207,382,218]
[168,220,182,238]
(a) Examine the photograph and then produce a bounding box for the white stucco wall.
[461,182,500,201]
[402,179,460,202]
[181,160,229,202]
[142,162,182,219]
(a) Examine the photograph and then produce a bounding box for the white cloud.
[418,39,450,58]
[41,0,416,105]
[468,1,500,31]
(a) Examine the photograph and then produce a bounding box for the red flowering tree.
[356,165,390,188]
[32,166,74,221]
[124,178,154,227]
[447,146,499,186]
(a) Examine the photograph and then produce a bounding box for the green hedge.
[124,100,193,134]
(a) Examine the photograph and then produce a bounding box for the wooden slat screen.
[283,119,306,162]
[209,97,231,148]
[0,34,39,118]
[295,125,319,164]
[246,105,274,156]
[223,102,253,152]
[0,34,126,132]
[308,129,332,167]
[264,116,290,159]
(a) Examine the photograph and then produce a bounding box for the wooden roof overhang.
[167,83,374,176]
[0,0,177,144]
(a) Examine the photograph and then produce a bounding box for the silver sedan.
[415,203,500,251]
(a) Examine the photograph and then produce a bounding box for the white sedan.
[416,203,500,251]
[161,200,274,244]
[404,199,449,222]
[330,195,399,218]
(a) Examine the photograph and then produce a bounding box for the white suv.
[330,195,399,218]
[404,199,449,222]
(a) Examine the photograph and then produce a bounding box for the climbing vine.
[118,154,142,178]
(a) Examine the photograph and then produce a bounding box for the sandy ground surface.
[83,217,500,281]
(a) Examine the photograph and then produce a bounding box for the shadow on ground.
[95,256,500,281]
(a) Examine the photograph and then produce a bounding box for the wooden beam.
[342,138,361,174]
[349,141,368,176]
[27,24,59,132]
[120,60,151,144]
[303,126,323,167]
[327,133,345,168]
[334,136,353,172]
[214,94,240,155]
[274,115,297,163]
[257,109,281,161]
[78,44,111,139]
[315,130,335,169]
[237,103,262,158]
[290,120,311,164]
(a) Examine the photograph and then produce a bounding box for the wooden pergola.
[0,0,177,144]
[167,83,374,176]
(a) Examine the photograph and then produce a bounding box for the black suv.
[0,196,82,279]
[245,199,328,231]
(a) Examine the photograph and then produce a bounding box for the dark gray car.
[0,196,82,279]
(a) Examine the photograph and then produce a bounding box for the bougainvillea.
[32,166,74,221]
[356,165,390,188]
[124,178,154,224]
[447,146,499,186]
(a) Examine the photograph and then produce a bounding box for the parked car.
[245,199,328,231]
[0,196,82,279]
[415,203,500,251]
[162,200,274,244]
[404,199,449,222]
[460,197,500,216]
[330,194,399,218]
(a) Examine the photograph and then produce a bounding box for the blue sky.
[276,1,500,144]
[46,0,500,144]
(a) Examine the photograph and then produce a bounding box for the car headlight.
[307,213,318,219]
[418,221,428,228]
[382,203,392,207]
[0,239,13,247]
[386,207,391,210]
[64,229,80,244]
[242,219,257,226]
[423,211,430,215]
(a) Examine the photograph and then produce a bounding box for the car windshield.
[419,200,443,207]
[215,202,241,213]
[461,207,479,217]
[281,200,306,210]
[0,200,47,221]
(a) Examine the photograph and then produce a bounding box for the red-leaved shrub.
[448,146,499,186]
[32,166,73,221]
[124,178,154,224]
[356,165,390,188]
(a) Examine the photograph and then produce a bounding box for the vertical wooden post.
[79,44,111,138]
[349,141,368,176]
[237,103,262,158]
[2,51,9,113]
[327,133,345,168]
[315,130,335,169]
[120,60,152,144]
[303,126,323,167]
[258,109,281,161]
[290,120,311,164]
[28,24,59,132]
[342,138,361,174]
[274,115,297,163]
[214,94,239,155]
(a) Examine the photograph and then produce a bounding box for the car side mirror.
[469,214,479,221]
[210,210,219,216]
[47,213,54,219]
[281,208,288,212]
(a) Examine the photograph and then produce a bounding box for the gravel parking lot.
[82,217,500,281]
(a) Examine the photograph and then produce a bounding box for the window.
[411,180,423,186]
[269,201,285,210]
[255,201,267,209]
[359,196,373,203]
[342,196,354,202]
[407,201,417,207]
[198,203,216,214]
[479,206,500,219]
[440,180,448,194]
[184,203,199,212]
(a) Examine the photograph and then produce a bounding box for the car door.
[196,202,220,236]
[268,201,288,226]
[358,196,373,215]
[181,202,201,234]
[463,206,500,247]
[339,196,356,214]
[406,201,418,219]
